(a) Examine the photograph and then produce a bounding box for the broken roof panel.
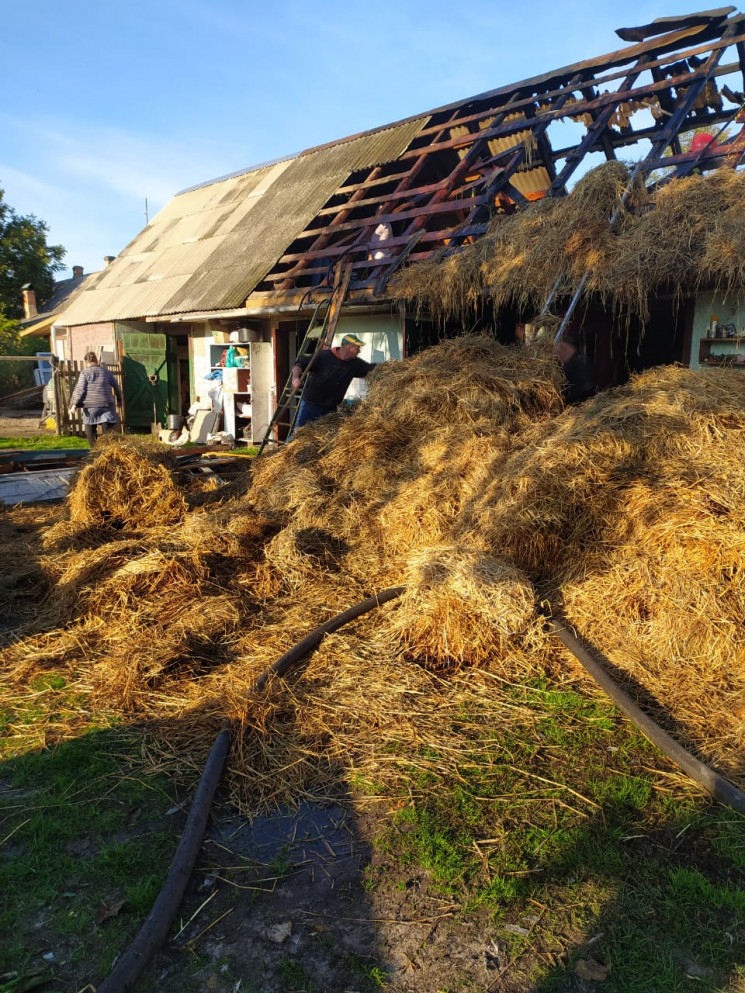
[61,8,745,325]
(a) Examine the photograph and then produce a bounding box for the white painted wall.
[331,313,403,401]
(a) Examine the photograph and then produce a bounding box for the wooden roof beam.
[406,52,745,161]
[549,55,654,195]
[278,165,385,289]
[411,30,745,142]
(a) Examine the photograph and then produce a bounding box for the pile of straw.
[66,436,188,529]
[2,336,745,811]
[391,162,745,324]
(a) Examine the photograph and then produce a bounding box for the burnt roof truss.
[250,8,745,307]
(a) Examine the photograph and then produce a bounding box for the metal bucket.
[166,414,184,431]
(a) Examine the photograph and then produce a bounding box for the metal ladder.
[257,262,352,455]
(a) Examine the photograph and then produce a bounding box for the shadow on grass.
[2,674,745,993]
[374,673,745,993]
[0,718,386,993]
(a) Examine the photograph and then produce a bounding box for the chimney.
[103,255,116,267]
[22,284,37,320]
[72,265,84,278]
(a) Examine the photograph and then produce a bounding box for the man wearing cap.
[291,333,375,432]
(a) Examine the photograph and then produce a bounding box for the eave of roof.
[19,315,55,338]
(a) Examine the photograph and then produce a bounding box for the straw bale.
[387,545,538,671]
[66,438,187,528]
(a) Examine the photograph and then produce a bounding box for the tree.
[0,185,66,320]
[0,186,65,397]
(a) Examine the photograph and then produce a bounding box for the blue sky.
[1,0,663,279]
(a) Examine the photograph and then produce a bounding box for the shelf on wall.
[701,357,745,367]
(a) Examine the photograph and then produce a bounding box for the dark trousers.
[85,421,114,447]
[287,399,334,441]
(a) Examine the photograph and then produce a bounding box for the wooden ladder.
[257,262,353,455]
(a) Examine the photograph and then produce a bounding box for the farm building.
[49,6,745,437]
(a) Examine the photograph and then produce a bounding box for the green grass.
[369,688,745,993]
[3,660,744,992]
[0,728,180,989]
[278,958,316,991]
[0,434,88,450]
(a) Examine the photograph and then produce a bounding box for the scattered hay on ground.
[3,337,745,813]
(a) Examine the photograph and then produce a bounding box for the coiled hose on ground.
[96,590,745,992]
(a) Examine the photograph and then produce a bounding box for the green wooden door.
[120,332,170,429]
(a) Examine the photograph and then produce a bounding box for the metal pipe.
[547,616,745,813]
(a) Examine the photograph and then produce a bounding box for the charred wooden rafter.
[249,9,745,306]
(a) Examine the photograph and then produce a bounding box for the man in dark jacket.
[290,333,376,432]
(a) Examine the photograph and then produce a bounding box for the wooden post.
[52,365,64,437]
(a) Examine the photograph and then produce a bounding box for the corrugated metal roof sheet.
[62,116,427,326]
[450,115,550,200]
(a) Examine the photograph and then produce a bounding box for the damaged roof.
[62,7,745,326]
[60,118,427,326]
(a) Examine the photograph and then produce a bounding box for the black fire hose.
[96,586,405,993]
[547,616,745,814]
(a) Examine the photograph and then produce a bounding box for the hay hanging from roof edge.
[389,162,745,324]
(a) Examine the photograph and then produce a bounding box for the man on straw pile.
[69,351,123,446]
[555,333,595,404]
[290,333,376,432]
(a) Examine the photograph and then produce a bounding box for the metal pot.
[166,414,184,431]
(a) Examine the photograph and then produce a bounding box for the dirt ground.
[147,798,541,993]
[0,408,48,438]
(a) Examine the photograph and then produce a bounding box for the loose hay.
[391,162,745,325]
[389,546,540,671]
[3,336,745,814]
[67,436,187,528]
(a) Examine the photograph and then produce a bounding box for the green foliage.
[0,330,50,397]
[0,186,65,320]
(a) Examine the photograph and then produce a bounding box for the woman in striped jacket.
[69,352,123,446]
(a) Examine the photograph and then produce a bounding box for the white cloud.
[0,112,251,276]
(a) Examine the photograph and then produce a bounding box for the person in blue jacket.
[69,352,122,446]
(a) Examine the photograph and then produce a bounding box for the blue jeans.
[288,399,334,440]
